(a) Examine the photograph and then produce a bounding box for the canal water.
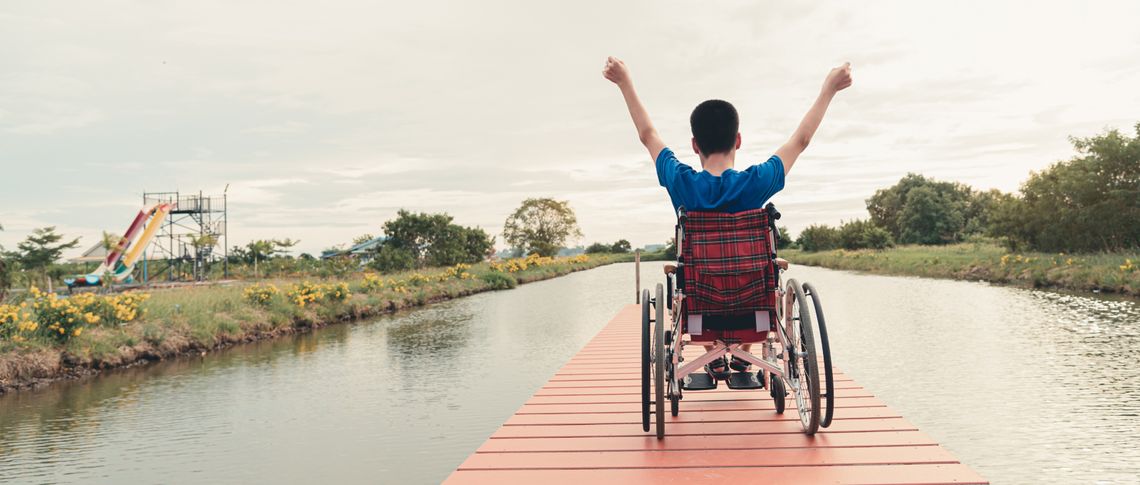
[1,263,1137,484]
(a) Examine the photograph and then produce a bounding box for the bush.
[479,271,517,289]
[797,224,841,252]
[838,219,894,250]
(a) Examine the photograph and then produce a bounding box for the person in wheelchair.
[603,56,852,381]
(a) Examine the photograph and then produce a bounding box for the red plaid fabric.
[682,208,777,316]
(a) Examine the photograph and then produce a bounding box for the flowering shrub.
[0,303,37,342]
[0,288,149,343]
[286,281,352,307]
[490,254,575,273]
[439,263,473,281]
[361,274,386,292]
[325,282,351,302]
[243,283,280,306]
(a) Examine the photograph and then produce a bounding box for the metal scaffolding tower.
[142,190,229,282]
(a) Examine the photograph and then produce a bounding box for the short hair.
[689,99,739,155]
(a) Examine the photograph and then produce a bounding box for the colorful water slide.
[66,203,173,287]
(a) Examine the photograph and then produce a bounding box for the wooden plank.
[446,464,988,485]
[516,396,886,414]
[504,407,898,426]
[489,418,919,439]
[442,304,987,484]
[458,446,957,470]
[476,430,941,453]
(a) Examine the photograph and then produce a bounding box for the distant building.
[642,244,665,252]
[321,236,387,262]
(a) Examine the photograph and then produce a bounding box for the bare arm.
[775,62,853,176]
[603,57,666,160]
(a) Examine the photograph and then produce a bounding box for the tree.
[371,210,493,271]
[897,186,963,244]
[866,173,973,245]
[502,198,583,257]
[990,124,1140,252]
[352,234,375,245]
[241,238,298,277]
[16,226,80,289]
[585,242,611,254]
[610,239,632,253]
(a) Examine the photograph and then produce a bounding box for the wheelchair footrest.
[725,372,764,390]
[682,373,718,391]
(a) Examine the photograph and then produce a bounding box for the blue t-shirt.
[655,147,785,214]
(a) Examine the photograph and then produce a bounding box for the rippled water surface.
[1,263,1138,484]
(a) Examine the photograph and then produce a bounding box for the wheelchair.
[641,203,835,439]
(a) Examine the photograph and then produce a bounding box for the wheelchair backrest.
[678,207,778,316]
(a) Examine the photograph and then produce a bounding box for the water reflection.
[1,263,1137,484]
[0,263,654,484]
[788,267,1140,484]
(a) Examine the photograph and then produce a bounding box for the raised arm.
[775,62,853,176]
[603,56,666,160]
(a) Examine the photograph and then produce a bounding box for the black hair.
[689,99,739,155]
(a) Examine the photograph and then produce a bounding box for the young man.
[603,56,852,377]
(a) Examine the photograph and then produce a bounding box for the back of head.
[689,99,739,156]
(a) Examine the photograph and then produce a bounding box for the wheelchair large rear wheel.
[641,289,651,433]
[785,279,821,435]
[802,282,835,428]
[653,283,666,439]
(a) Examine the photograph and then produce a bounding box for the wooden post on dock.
[635,250,641,303]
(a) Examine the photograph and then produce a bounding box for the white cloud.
[2,0,1139,254]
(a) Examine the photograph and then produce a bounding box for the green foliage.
[479,271,518,289]
[585,239,632,254]
[502,198,583,257]
[838,219,894,250]
[990,124,1140,252]
[776,226,794,250]
[866,173,974,245]
[585,242,611,254]
[15,226,80,287]
[799,220,891,252]
[796,224,841,252]
[371,210,493,271]
[16,227,80,272]
[896,186,964,245]
[663,237,677,259]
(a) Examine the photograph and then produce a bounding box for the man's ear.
[735,133,742,150]
[691,137,701,156]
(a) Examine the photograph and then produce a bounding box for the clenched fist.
[823,62,853,95]
[602,56,631,86]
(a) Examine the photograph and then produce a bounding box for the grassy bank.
[783,243,1139,297]
[0,253,625,393]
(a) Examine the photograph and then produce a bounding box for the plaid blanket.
[682,208,777,315]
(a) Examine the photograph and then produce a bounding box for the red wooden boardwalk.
[445,305,987,484]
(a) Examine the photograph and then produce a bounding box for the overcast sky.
[2,1,1138,257]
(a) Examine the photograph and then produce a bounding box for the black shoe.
[705,357,730,380]
[729,356,751,372]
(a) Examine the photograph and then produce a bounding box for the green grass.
[0,254,625,390]
[783,242,1139,296]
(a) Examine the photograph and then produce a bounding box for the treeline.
[795,123,1140,253]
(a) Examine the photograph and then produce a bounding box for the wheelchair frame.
[641,203,835,439]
